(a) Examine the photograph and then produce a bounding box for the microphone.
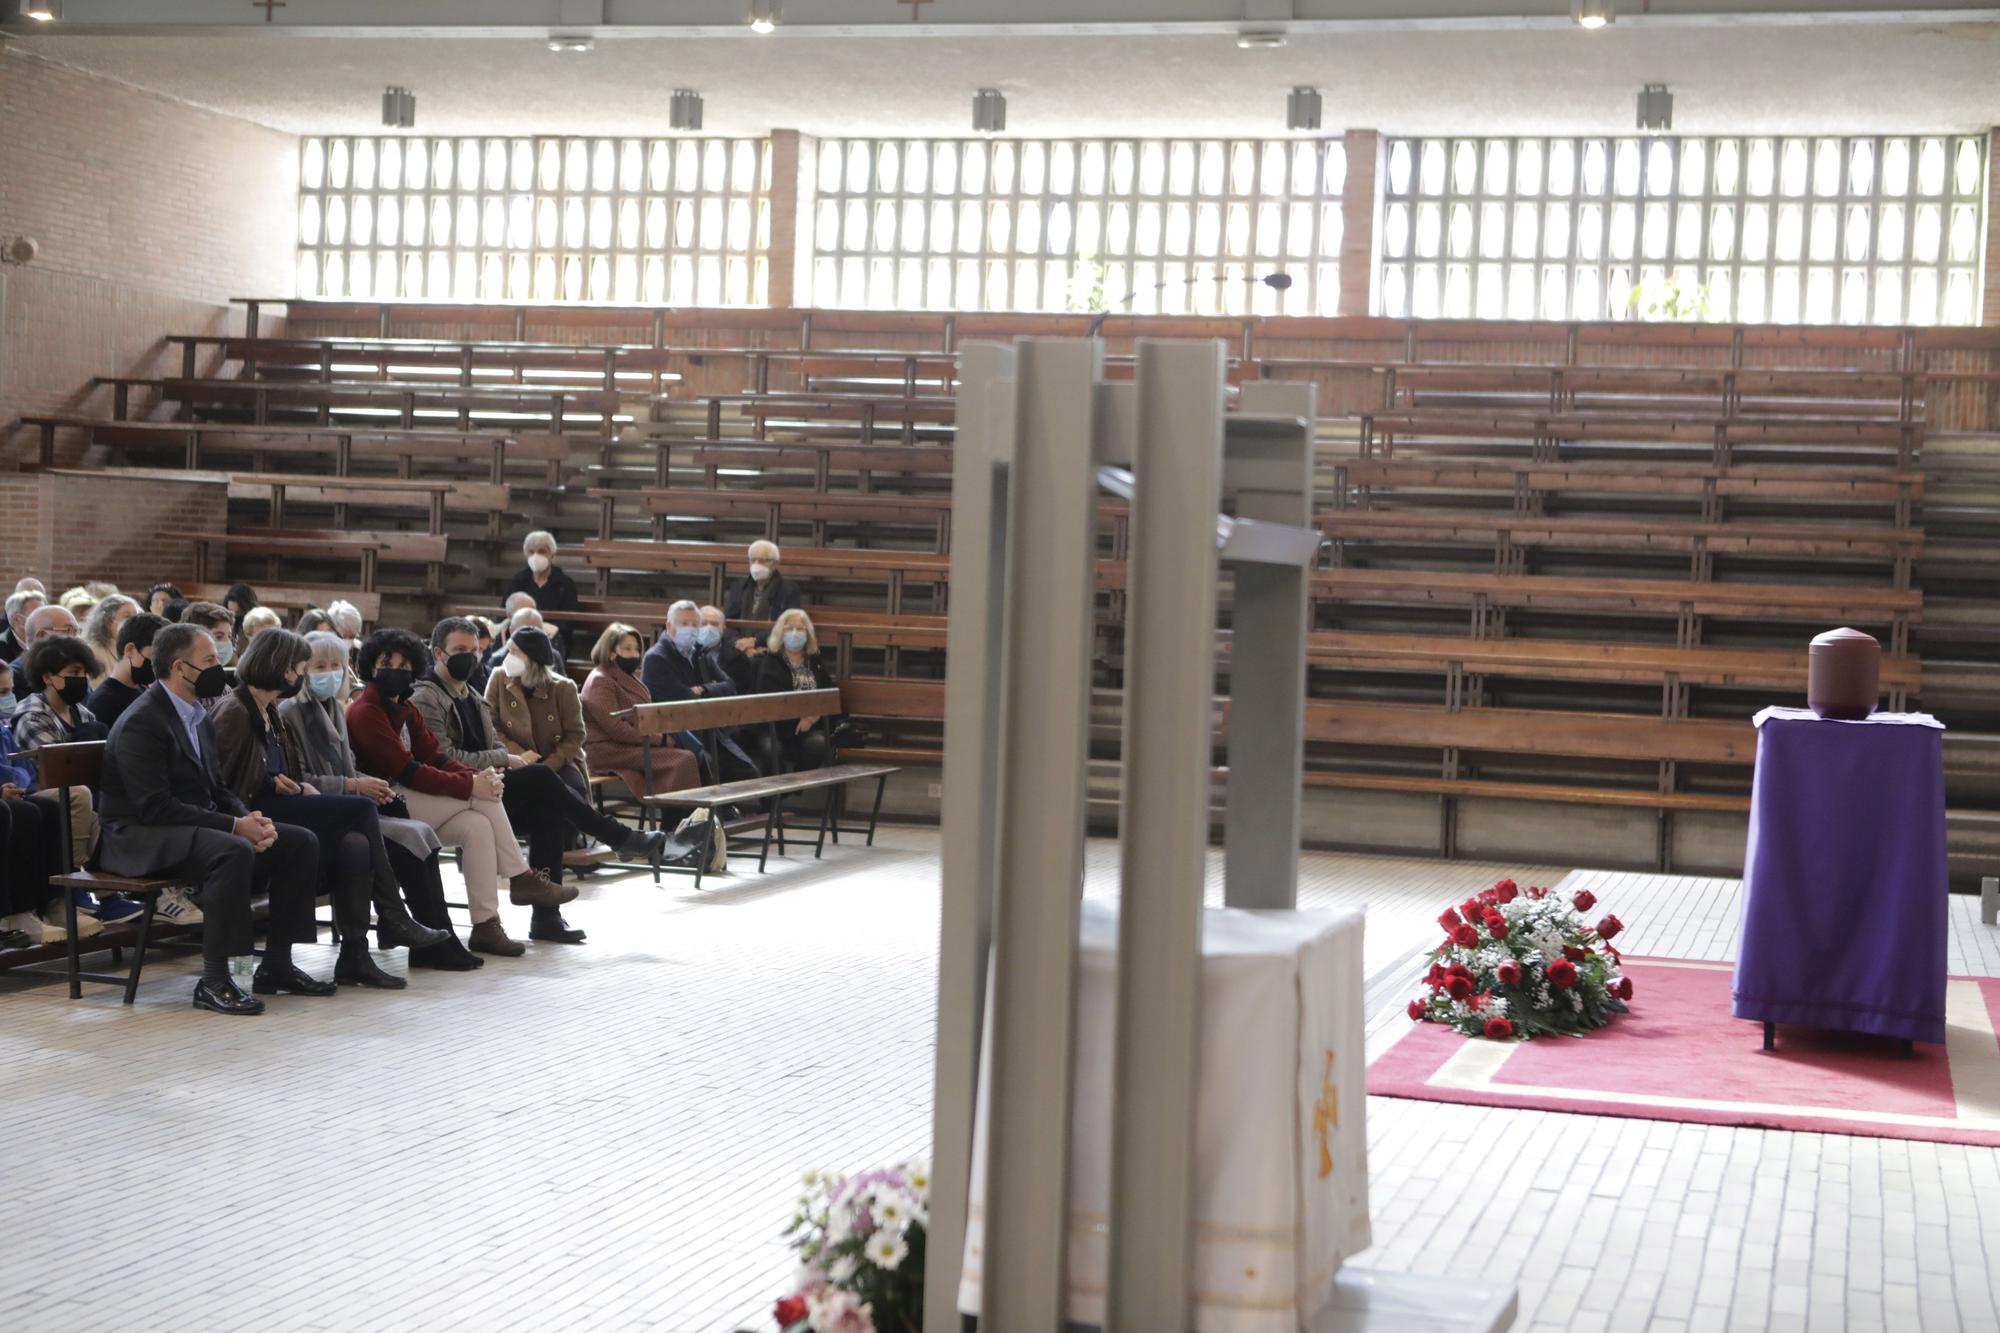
[1086,271,1293,337]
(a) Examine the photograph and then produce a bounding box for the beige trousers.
[395,788,529,924]
[37,785,98,865]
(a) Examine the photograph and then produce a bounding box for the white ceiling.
[12,20,2000,140]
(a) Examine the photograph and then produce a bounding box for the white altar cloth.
[959,900,1371,1331]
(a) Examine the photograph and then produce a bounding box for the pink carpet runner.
[1368,957,2000,1147]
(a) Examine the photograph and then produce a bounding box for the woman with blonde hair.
[79,593,139,681]
[578,622,698,799]
[751,608,837,774]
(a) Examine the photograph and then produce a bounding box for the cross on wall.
[898,0,932,18]
[252,0,286,20]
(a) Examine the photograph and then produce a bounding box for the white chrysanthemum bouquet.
[1407,878,1634,1040]
[755,1162,930,1333]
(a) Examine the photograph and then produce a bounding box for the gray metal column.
[1105,340,1227,1331]
[1222,381,1318,910]
[980,338,1103,1331]
[924,342,1016,1333]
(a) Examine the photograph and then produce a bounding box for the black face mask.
[57,677,90,708]
[278,676,303,700]
[131,657,156,687]
[613,655,641,675]
[445,651,478,683]
[191,664,228,700]
[373,667,414,701]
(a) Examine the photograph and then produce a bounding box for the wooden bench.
[162,527,450,594]
[627,438,956,492]
[221,473,475,536]
[1360,409,1921,466]
[682,391,958,445]
[589,486,957,551]
[165,334,683,393]
[614,688,897,883]
[107,376,633,433]
[1332,458,1923,519]
[20,416,572,489]
[184,582,381,625]
[581,538,952,613]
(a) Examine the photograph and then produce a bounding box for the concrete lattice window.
[295,136,774,304]
[808,138,1347,315]
[1377,135,1987,325]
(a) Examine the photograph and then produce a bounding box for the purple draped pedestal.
[1732,707,1948,1045]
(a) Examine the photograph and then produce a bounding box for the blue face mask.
[0,694,17,720]
[672,626,699,652]
[696,625,722,649]
[782,630,809,654]
[307,670,344,701]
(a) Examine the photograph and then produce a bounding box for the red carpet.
[1368,958,2000,1147]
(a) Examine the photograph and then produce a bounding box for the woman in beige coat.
[483,625,593,801]
[578,623,699,798]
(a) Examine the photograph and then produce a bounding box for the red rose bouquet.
[1408,879,1632,1040]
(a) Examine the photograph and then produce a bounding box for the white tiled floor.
[2,829,1996,1332]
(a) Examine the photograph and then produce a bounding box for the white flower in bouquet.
[873,1190,918,1230]
[903,1163,931,1201]
[828,1254,858,1283]
[806,1286,876,1333]
[865,1229,910,1271]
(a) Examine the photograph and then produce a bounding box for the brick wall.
[0,469,225,591]
[0,43,296,459]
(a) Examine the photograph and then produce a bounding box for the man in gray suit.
[98,623,324,1016]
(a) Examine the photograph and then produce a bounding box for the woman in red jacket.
[346,628,568,958]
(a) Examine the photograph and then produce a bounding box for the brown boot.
[508,868,579,907]
[467,916,527,957]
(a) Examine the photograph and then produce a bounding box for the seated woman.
[210,628,451,990]
[144,582,183,617]
[12,634,127,918]
[239,606,282,643]
[503,529,578,656]
[752,609,838,775]
[485,625,592,802]
[0,709,87,946]
[578,623,698,800]
[277,631,482,972]
[344,628,570,959]
[80,593,139,681]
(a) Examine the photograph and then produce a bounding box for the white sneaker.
[153,887,204,927]
[0,911,39,947]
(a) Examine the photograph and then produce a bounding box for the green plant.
[1067,252,1108,313]
[1629,273,1713,322]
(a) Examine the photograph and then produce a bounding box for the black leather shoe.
[376,912,451,951]
[620,829,668,869]
[251,962,338,997]
[192,977,266,1015]
[335,948,409,989]
[529,909,587,944]
[408,943,484,971]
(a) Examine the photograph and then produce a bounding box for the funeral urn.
[1808,627,1880,720]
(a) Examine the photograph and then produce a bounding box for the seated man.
[698,603,760,695]
[86,611,168,728]
[411,617,669,944]
[10,603,79,700]
[483,597,538,674]
[97,623,326,1015]
[0,587,46,667]
[721,539,803,640]
[641,599,760,784]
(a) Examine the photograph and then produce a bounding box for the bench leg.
[814,790,835,859]
[65,889,82,1000]
[124,897,159,1004]
[693,819,713,892]
[866,774,888,847]
[758,800,778,874]
[1983,876,1998,927]
[1763,1021,1775,1051]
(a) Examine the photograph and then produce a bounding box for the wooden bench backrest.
[185,584,383,622]
[28,740,107,791]
[617,688,843,737]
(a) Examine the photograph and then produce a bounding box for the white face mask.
[213,638,236,667]
[749,561,773,583]
[527,553,552,575]
[502,654,531,679]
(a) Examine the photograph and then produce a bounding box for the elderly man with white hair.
[10,603,80,701]
[641,599,762,783]
[721,540,803,650]
[1,586,47,667]
[502,528,578,655]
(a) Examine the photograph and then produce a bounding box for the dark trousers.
[500,761,631,878]
[180,823,318,966]
[384,841,465,961]
[258,792,400,942]
[684,729,763,785]
[754,724,833,777]
[0,796,63,917]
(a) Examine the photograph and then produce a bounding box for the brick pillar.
[1985,128,1999,326]
[766,129,818,310]
[1338,129,1383,317]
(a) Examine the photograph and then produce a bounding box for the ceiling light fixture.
[1286,86,1323,132]
[1636,83,1673,133]
[748,0,780,34]
[1236,30,1287,50]
[381,87,416,130]
[972,88,1007,135]
[1571,0,1615,29]
[670,89,704,132]
[24,0,61,19]
[548,34,595,53]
